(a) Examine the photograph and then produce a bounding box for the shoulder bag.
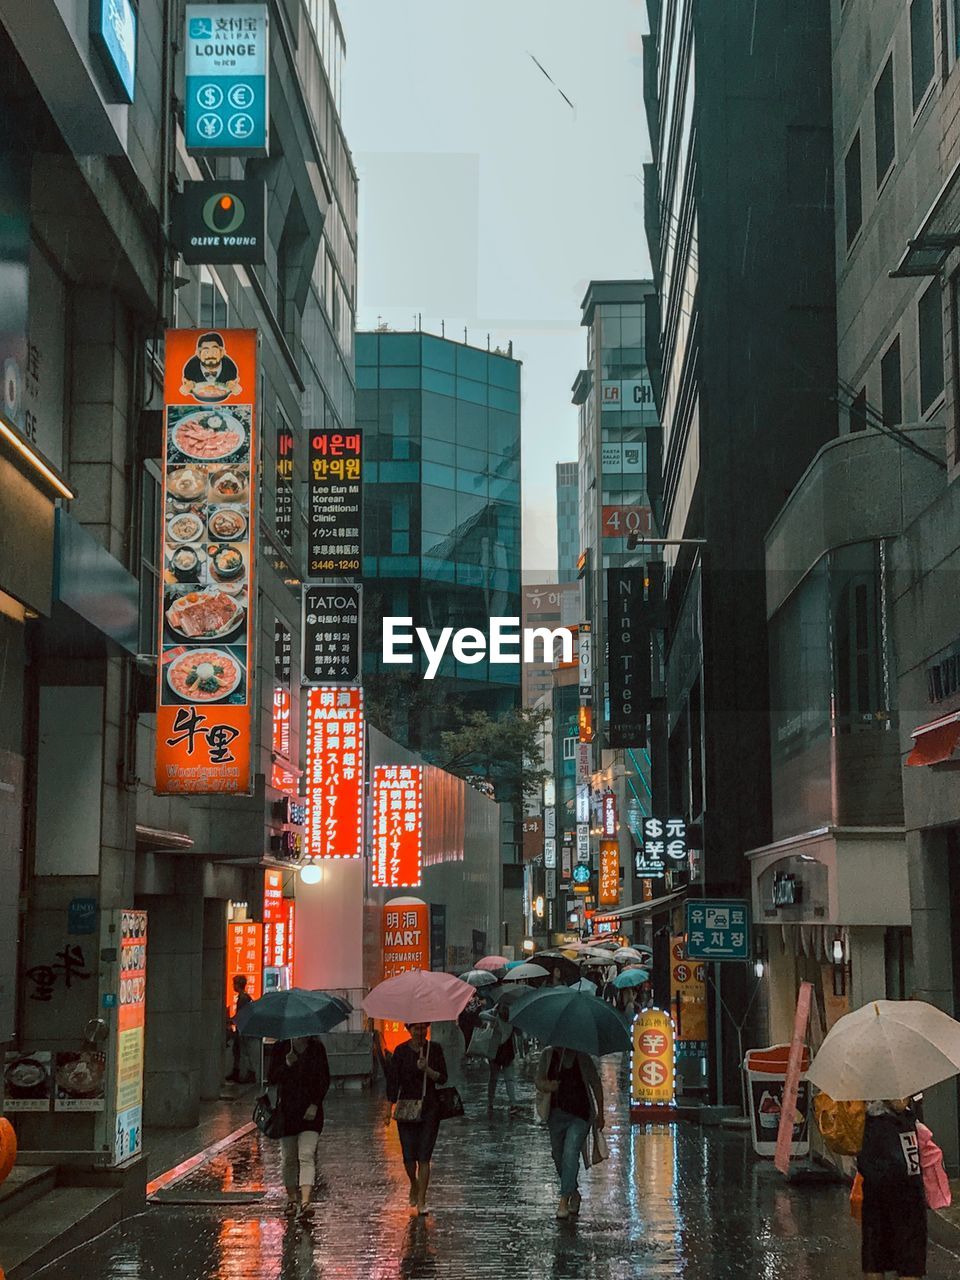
[393,1052,428,1123]
[253,1086,285,1139]
[436,1086,465,1120]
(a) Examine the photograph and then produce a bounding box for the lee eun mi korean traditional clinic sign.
[156,329,258,794]
[305,687,364,857]
[371,765,423,889]
[308,429,362,576]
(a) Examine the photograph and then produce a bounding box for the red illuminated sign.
[226,921,262,1010]
[305,686,364,858]
[372,765,423,888]
[262,868,295,971]
[599,839,620,907]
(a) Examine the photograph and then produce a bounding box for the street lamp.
[300,860,321,884]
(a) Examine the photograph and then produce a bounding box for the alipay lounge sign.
[185,5,269,155]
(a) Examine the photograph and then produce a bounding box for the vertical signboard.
[308,428,362,577]
[301,583,362,683]
[185,4,269,155]
[89,0,138,103]
[381,897,429,1051]
[305,686,364,858]
[226,920,263,1008]
[598,839,620,907]
[631,1008,676,1111]
[578,623,592,694]
[276,417,294,547]
[576,822,590,864]
[670,935,708,1057]
[371,764,423,889]
[156,329,257,794]
[114,910,147,1162]
[430,903,447,971]
[561,831,574,881]
[607,567,651,747]
[262,868,294,972]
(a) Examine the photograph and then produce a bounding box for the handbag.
[464,1020,502,1060]
[393,1050,429,1123]
[918,1122,953,1210]
[591,1126,609,1165]
[436,1086,464,1121]
[849,1173,863,1222]
[253,1088,285,1139]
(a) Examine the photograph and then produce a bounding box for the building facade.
[0,0,356,1170]
[357,329,522,752]
[555,461,580,582]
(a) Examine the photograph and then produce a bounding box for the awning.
[594,890,684,923]
[890,158,960,277]
[906,712,960,767]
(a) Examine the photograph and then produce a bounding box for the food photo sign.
[156,329,258,794]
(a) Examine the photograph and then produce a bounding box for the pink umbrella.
[362,970,475,1023]
[475,955,509,972]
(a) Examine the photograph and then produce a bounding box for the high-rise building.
[644,0,838,1095]
[555,461,579,582]
[520,581,580,711]
[357,330,522,752]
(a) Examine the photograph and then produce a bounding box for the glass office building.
[357,330,522,752]
[555,461,579,582]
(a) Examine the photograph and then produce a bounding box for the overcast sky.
[339,0,652,575]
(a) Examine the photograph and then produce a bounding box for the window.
[562,736,576,761]
[845,132,862,248]
[849,386,869,433]
[918,279,945,412]
[874,56,895,186]
[880,337,902,426]
[199,267,228,330]
[910,0,934,112]
[391,495,411,555]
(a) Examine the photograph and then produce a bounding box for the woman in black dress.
[386,1022,448,1216]
[267,1036,331,1218]
[858,1097,926,1279]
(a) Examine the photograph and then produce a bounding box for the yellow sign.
[669,935,708,1044]
[631,1008,675,1107]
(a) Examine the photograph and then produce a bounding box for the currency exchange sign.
[185,5,269,155]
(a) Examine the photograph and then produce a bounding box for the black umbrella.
[528,954,579,985]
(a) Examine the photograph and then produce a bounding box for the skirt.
[397,1113,440,1164]
[861,1180,927,1276]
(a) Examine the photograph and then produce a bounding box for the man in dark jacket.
[227,975,255,1083]
[268,1037,331,1217]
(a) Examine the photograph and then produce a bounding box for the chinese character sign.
[262,868,294,970]
[185,4,269,155]
[155,329,258,795]
[305,686,364,858]
[276,421,294,547]
[302,583,361,684]
[226,920,262,1009]
[371,765,423,889]
[670,936,708,1053]
[685,900,751,961]
[308,429,362,576]
[599,840,620,907]
[382,899,429,979]
[112,910,147,1162]
[631,1008,675,1108]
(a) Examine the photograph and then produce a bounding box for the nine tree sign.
[371,765,423,888]
[308,429,362,577]
[305,686,364,858]
[155,329,258,794]
[607,567,651,747]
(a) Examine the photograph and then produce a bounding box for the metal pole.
[714,961,724,1105]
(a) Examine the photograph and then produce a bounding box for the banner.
[305,686,364,857]
[631,1008,675,1108]
[302,583,362,684]
[156,329,257,794]
[606,567,650,747]
[371,765,423,888]
[308,428,362,576]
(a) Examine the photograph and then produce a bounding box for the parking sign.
[685,899,751,960]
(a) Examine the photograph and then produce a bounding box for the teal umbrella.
[508,987,631,1055]
[235,988,352,1039]
[612,968,650,989]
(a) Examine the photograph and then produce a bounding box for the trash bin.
[744,1044,811,1158]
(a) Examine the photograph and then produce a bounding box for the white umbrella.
[572,977,598,992]
[502,962,548,982]
[571,945,617,964]
[460,969,498,988]
[807,999,960,1101]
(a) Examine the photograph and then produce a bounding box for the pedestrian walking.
[429,1019,465,1089]
[227,975,256,1083]
[267,1036,331,1218]
[458,996,483,1052]
[385,1023,448,1216]
[857,1098,928,1279]
[535,1046,604,1220]
[487,1004,519,1111]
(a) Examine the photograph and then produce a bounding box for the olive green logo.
[201,191,245,234]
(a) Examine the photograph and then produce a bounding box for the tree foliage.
[437,704,550,804]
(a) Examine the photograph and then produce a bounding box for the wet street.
[31,1060,960,1279]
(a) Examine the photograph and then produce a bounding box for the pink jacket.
[918,1122,952,1211]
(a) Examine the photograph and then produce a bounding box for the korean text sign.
[598,839,620,907]
[156,329,257,795]
[308,429,362,577]
[305,687,364,857]
[631,1008,675,1108]
[185,4,269,154]
[685,900,751,961]
[114,910,147,1163]
[372,765,423,888]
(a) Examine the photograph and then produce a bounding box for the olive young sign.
[308,429,362,576]
[382,618,575,680]
[155,329,257,794]
[173,180,266,264]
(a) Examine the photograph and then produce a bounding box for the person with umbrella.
[535,1044,604,1220]
[267,1035,331,1219]
[385,1023,448,1216]
[486,1002,520,1114]
[857,1096,928,1280]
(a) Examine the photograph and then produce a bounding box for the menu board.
[302,583,361,684]
[2,1049,52,1111]
[371,765,423,888]
[305,686,364,858]
[308,429,362,577]
[115,909,147,1162]
[155,329,258,794]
